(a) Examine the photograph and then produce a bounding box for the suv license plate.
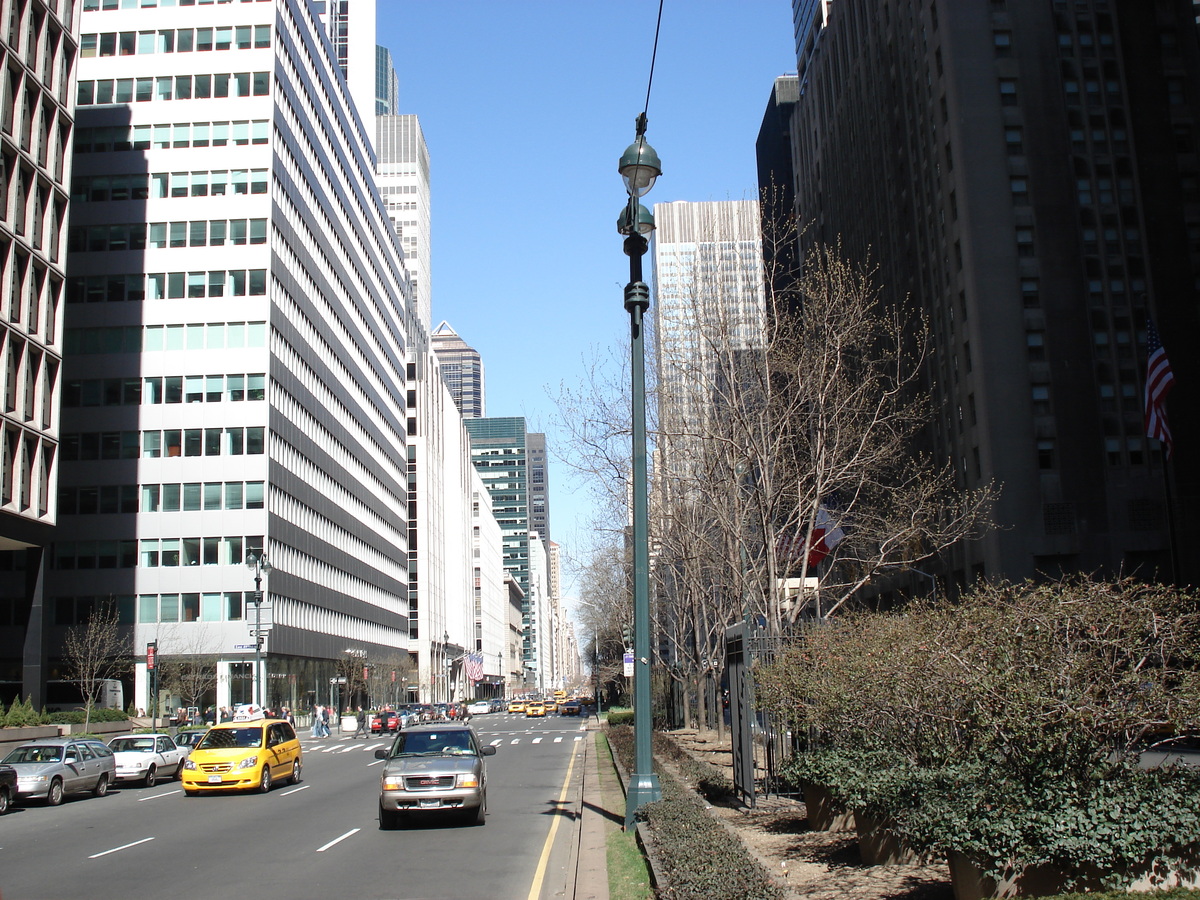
[419,798,439,808]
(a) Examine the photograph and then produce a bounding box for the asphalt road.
[0,713,589,900]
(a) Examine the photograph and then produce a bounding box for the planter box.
[948,850,1200,900]
[0,725,59,742]
[802,782,856,832]
[856,811,928,866]
[60,720,131,736]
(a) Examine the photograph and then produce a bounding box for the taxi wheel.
[93,774,109,797]
[288,760,301,785]
[46,778,63,806]
[258,766,272,794]
[144,765,157,788]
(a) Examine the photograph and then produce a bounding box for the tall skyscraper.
[780,0,1197,586]
[527,431,550,542]
[651,200,766,478]
[431,321,485,418]
[0,1,78,708]
[314,0,376,140]
[376,115,431,331]
[374,45,398,115]
[55,0,414,713]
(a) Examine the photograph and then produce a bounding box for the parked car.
[181,717,302,795]
[1,738,116,805]
[173,730,208,751]
[108,733,188,786]
[371,710,401,734]
[559,698,583,716]
[467,700,491,716]
[0,764,16,814]
[375,724,496,829]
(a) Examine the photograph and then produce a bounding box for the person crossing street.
[353,705,368,739]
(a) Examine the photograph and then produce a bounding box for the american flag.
[464,651,484,683]
[1144,317,1176,459]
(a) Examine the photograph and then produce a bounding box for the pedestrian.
[320,704,331,737]
[311,703,323,739]
[353,705,368,739]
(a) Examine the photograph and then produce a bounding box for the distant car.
[507,700,526,714]
[467,700,491,716]
[559,699,582,716]
[2,738,116,805]
[173,730,208,751]
[490,699,505,713]
[0,764,16,814]
[525,702,546,718]
[108,733,188,786]
[375,724,496,829]
[371,711,401,734]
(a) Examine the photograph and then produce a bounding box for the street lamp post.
[245,552,272,709]
[618,113,662,827]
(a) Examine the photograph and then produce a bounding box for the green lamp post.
[618,113,663,828]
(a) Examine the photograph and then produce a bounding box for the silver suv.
[374,724,496,829]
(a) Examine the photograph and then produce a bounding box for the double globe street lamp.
[245,551,272,708]
[617,113,662,826]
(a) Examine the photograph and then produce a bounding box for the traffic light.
[622,623,632,648]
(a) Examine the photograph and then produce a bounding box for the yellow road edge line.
[526,741,582,900]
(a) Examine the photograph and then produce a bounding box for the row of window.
[77,71,270,106]
[63,373,266,407]
[68,217,268,253]
[81,25,271,57]
[84,0,271,8]
[68,269,268,303]
[59,481,265,516]
[72,169,269,202]
[55,534,263,572]
[60,426,265,461]
[64,321,267,355]
[74,119,270,153]
[1,239,62,342]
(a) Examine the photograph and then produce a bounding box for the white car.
[467,701,491,716]
[107,734,188,786]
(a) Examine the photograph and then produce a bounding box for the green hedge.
[1,697,129,728]
[608,725,781,900]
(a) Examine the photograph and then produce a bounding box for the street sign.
[623,651,634,677]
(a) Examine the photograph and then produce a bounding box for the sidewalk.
[541,715,617,900]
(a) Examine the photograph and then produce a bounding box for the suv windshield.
[197,727,263,750]
[391,731,474,757]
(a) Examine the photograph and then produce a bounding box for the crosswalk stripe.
[532,738,542,744]
[574,736,583,742]
[554,736,563,743]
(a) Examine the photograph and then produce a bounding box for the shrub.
[607,708,635,726]
[608,726,781,900]
[653,732,735,802]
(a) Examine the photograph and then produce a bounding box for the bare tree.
[367,653,414,708]
[156,626,221,714]
[62,597,130,732]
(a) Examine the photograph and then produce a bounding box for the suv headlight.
[456,773,480,789]
[237,756,259,769]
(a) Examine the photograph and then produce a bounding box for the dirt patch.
[664,728,954,900]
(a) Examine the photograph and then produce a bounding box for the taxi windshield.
[196,727,263,750]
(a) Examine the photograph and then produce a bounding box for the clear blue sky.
[379,3,796,598]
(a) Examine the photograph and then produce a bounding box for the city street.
[0,715,589,900]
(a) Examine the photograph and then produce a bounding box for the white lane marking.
[316,828,360,852]
[89,837,154,859]
[554,737,563,743]
[368,758,385,767]
[322,744,345,753]
[339,745,360,753]
[574,736,583,742]
[490,739,502,746]
[137,789,182,802]
[509,738,521,744]
[281,784,310,796]
[532,738,542,744]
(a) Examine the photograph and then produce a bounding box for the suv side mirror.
[481,746,497,756]
[374,748,388,760]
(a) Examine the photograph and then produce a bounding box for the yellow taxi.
[525,701,546,718]
[507,700,526,714]
[181,713,302,795]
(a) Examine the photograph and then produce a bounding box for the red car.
[370,711,401,734]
